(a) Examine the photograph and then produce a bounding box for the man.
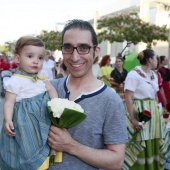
[48,19,128,170]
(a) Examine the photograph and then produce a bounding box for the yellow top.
[100,66,112,87]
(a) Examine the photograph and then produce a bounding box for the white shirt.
[124,66,158,99]
[4,74,47,102]
[41,59,55,80]
[92,63,102,78]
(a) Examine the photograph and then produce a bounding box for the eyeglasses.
[61,45,96,55]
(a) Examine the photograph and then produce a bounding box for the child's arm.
[3,91,17,136]
[44,80,58,99]
[160,87,167,107]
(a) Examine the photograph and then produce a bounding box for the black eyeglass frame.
[61,45,97,55]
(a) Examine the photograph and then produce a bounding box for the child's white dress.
[0,69,51,170]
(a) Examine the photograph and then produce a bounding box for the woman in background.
[110,56,128,101]
[100,55,113,87]
[123,49,168,170]
[155,56,167,108]
[159,56,170,103]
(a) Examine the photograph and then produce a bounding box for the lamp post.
[120,41,131,56]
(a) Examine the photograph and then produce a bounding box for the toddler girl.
[0,36,58,170]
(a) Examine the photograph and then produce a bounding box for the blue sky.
[0,0,114,44]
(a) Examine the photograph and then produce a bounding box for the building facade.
[90,0,170,63]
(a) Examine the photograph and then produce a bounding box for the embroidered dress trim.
[133,68,155,80]
[13,69,48,82]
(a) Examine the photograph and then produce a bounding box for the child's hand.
[5,121,15,136]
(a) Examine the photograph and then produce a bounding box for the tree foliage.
[97,12,168,48]
[36,30,62,51]
[156,1,170,11]
[0,45,9,55]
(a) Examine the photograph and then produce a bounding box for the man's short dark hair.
[62,19,98,46]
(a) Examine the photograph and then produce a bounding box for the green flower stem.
[49,155,55,166]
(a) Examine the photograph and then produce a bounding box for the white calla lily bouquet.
[47,98,86,166]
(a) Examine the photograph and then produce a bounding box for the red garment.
[11,62,18,69]
[162,81,170,103]
[0,58,4,63]
[1,61,10,70]
[159,67,170,103]
[156,72,163,104]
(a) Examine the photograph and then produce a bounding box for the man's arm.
[48,126,126,170]
[71,142,125,170]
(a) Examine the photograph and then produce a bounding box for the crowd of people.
[0,19,169,170]
[95,50,169,169]
[94,52,170,170]
[0,53,18,73]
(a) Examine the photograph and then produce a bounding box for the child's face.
[15,45,45,73]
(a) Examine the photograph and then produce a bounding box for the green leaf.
[58,108,86,128]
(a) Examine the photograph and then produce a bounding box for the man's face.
[62,29,99,78]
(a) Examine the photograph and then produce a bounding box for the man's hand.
[48,126,75,153]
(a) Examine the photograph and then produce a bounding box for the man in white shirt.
[41,50,56,80]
